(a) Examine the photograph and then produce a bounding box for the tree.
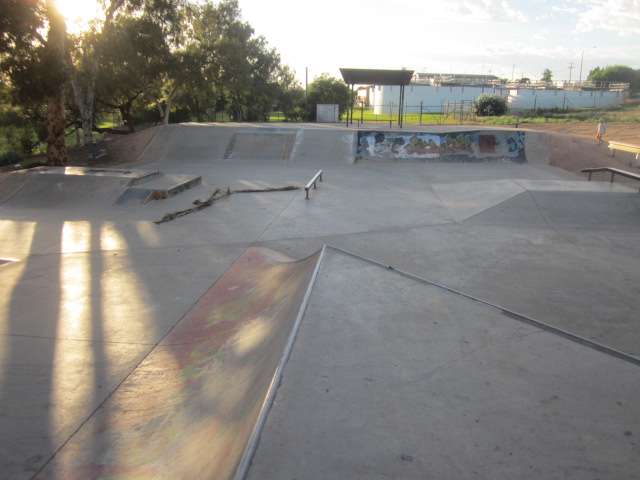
[67,30,100,146]
[588,65,640,91]
[0,0,42,53]
[277,67,305,122]
[96,14,172,130]
[541,68,553,82]
[43,0,67,165]
[306,74,350,121]
[69,0,182,142]
[1,0,184,162]
[2,0,68,165]
[474,93,507,116]
[183,0,292,122]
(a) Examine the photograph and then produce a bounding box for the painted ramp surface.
[35,247,320,480]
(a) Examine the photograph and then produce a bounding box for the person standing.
[596,118,607,145]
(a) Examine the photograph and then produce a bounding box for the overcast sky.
[237,0,640,85]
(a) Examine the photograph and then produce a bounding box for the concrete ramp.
[33,245,640,480]
[290,128,356,164]
[467,189,640,227]
[433,177,640,223]
[0,167,201,211]
[0,167,156,210]
[34,247,321,480]
[224,132,296,161]
[138,124,358,164]
[247,246,640,480]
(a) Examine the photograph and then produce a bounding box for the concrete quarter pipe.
[34,247,321,480]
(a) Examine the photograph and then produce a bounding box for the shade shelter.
[340,68,414,127]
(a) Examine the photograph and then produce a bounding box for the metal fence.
[346,101,478,127]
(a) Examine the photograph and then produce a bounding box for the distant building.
[412,73,501,86]
[357,73,629,113]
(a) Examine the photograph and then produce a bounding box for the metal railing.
[305,170,323,199]
[582,167,640,192]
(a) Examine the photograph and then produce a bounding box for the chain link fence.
[347,100,478,126]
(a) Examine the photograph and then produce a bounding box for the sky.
[235,0,640,85]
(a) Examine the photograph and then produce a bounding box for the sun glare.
[55,0,103,33]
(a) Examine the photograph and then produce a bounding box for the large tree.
[68,0,182,143]
[184,0,293,122]
[2,0,302,157]
[97,14,176,127]
[306,73,351,121]
[1,0,68,165]
[588,65,640,91]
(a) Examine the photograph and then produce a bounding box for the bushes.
[0,150,24,167]
[475,94,507,116]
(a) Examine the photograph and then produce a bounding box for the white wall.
[508,88,626,110]
[371,84,626,114]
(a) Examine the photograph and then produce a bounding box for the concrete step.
[144,173,203,200]
[117,173,202,205]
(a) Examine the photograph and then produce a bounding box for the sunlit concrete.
[1,122,639,479]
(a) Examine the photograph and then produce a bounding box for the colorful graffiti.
[356,130,526,163]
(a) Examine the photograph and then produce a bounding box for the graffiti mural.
[356,130,527,163]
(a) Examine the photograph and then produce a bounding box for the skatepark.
[1,122,639,479]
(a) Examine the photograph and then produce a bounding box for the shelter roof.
[339,68,414,86]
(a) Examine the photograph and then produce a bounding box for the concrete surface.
[248,246,640,480]
[34,247,321,480]
[0,122,639,479]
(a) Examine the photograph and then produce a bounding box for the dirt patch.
[520,122,640,178]
[67,124,162,167]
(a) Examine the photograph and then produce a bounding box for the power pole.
[568,62,574,83]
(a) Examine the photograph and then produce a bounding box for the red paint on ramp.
[36,247,320,480]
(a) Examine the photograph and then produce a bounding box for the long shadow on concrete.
[2,123,640,479]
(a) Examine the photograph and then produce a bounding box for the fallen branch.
[155,185,301,224]
[154,187,230,224]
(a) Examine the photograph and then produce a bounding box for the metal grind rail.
[582,167,640,192]
[305,170,323,199]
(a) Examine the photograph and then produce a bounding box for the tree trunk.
[45,88,67,166]
[163,87,177,125]
[67,52,97,146]
[71,74,96,146]
[121,106,136,132]
[44,0,67,166]
[233,97,243,122]
[144,85,178,125]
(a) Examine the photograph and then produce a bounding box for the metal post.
[351,84,355,126]
[398,92,402,128]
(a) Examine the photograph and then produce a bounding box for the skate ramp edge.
[34,246,324,480]
[0,167,161,209]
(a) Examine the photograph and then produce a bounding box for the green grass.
[346,108,469,125]
[345,96,640,126]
